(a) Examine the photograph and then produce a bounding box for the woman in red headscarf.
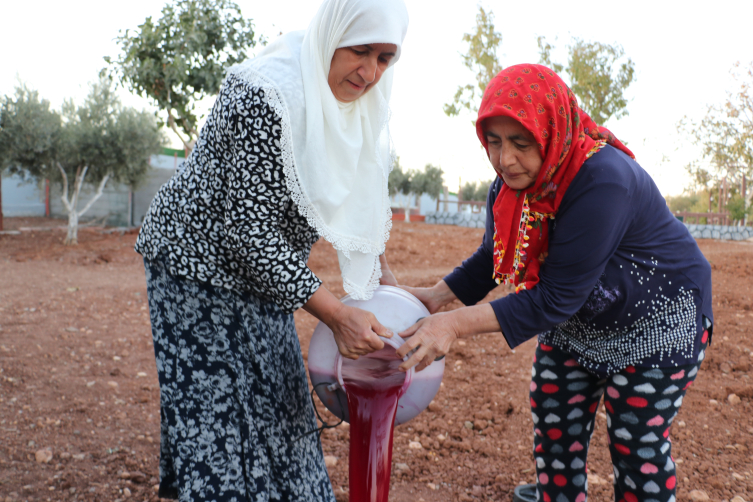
[396,65,712,502]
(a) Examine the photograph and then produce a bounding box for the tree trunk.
[45,179,50,218]
[717,181,723,214]
[167,107,196,153]
[58,163,75,245]
[403,194,411,223]
[65,210,79,245]
[61,168,110,245]
[743,173,748,226]
[708,189,712,213]
[62,166,83,245]
[457,178,463,214]
[0,172,4,232]
[57,164,107,245]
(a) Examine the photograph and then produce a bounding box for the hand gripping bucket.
[308,286,445,425]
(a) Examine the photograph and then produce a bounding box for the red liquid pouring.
[342,347,406,502]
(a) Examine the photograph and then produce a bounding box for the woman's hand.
[396,304,500,372]
[400,280,457,314]
[303,285,392,360]
[395,313,458,372]
[379,254,398,286]
[328,303,392,359]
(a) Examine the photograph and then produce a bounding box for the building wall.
[6,150,473,224]
[4,150,185,227]
[49,179,131,227]
[389,190,460,215]
[132,167,177,225]
[133,151,184,224]
[1,172,46,217]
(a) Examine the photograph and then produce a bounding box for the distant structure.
[1,175,46,217]
[1,148,186,227]
[4,160,489,227]
[389,186,461,222]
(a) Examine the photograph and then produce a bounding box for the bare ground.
[0,217,752,502]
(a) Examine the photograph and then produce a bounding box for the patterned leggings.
[529,334,708,502]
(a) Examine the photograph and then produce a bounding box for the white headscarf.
[228,0,408,300]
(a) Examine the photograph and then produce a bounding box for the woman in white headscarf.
[135,0,409,499]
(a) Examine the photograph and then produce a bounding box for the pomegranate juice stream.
[341,347,406,502]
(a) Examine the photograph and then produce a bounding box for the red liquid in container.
[342,347,405,502]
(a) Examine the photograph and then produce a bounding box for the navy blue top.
[444,145,713,376]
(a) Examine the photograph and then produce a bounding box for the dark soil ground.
[1,217,752,502]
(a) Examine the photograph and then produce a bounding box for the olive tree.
[0,79,163,244]
[460,179,493,203]
[444,5,635,126]
[389,159,444,222]
[443,6,502,118]
[538,37,636,125]
[0,84,61,231]
[105,0,261,151]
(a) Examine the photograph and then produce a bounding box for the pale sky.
[2,1,753,195]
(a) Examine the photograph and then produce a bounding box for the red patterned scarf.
[476,64,634,292]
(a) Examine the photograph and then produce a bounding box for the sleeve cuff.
[276,266,322,314]
[489,296,536,350]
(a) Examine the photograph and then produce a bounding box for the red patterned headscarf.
[476,64,634,292]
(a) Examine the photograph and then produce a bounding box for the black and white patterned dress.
[136,74,335,501]
[137,74,322,314]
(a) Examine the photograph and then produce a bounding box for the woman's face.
[483,115,543,190]
[328,44,397,102]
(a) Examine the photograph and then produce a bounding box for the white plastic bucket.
[308,286,445,425]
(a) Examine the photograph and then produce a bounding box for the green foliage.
[389,158,445,221]
[443,6,502,117]
[412,164,445,199]
[538,37,635,124]
[460,179,493,202]
[665,191,703,213]
[567,39,635,124]
[113,108,168,189]
[0,83,61,179]
[1,77,163,187]
[536,36,564,75]
[389,158,445,199]
[727,194,752,221]
[445,6,634,126]
[725,62,753,170]
[678,61,753,203]
[58,78,161,187]
[0,78,164,242]
[683,160,717,193]
[105,0,260,149]
[388,156,411,197]
[460,181,475,201]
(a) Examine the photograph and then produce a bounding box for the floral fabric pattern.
[144,257,335,502]
[576,274,623,322]
[475,64,633,291]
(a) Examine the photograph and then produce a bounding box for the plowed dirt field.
[1,218,752,502]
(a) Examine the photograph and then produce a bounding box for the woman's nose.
[499,146,515,168]
[358,56,378,84]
